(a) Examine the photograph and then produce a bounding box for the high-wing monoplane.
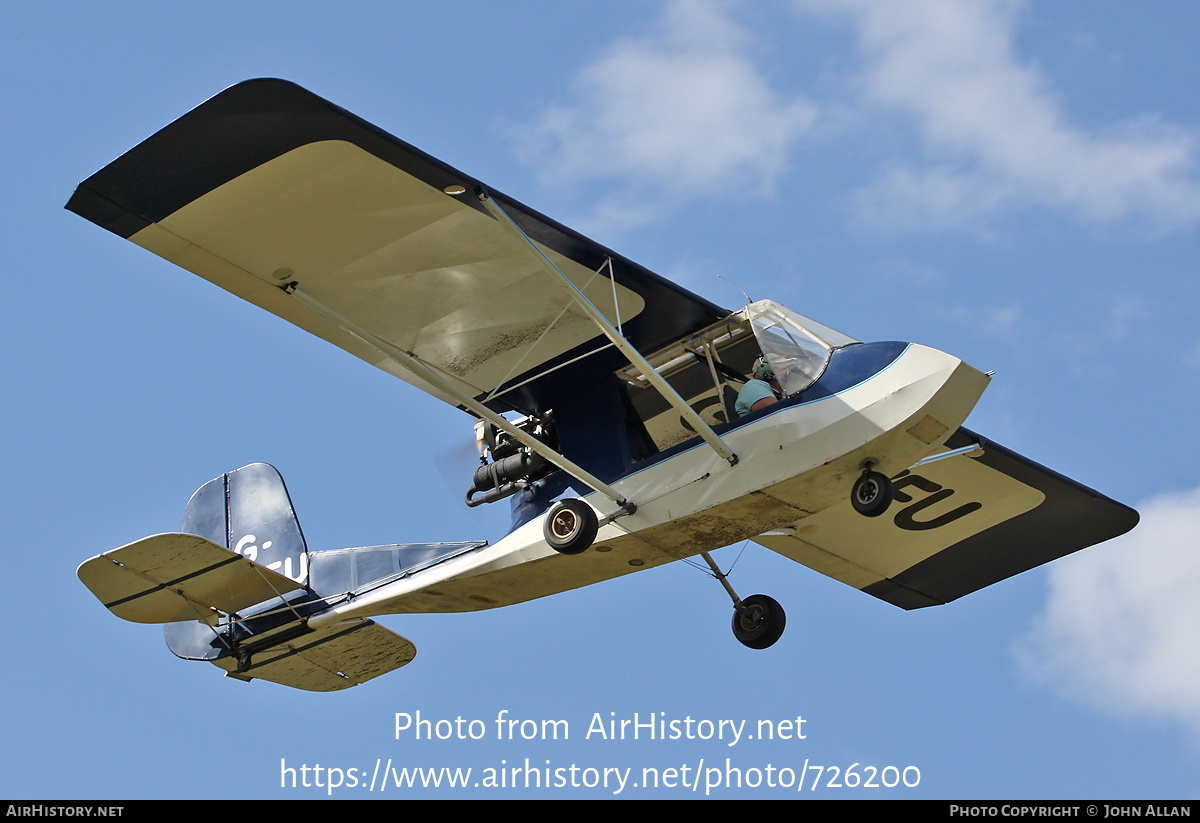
[71,80,1138,691]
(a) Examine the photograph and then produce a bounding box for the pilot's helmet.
[752,357,775,381]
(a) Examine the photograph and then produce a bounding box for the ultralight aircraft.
[71,80,1138,691]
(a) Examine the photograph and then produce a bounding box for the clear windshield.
[744,300,859,396]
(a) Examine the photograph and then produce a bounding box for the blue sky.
[5,0,1200,799]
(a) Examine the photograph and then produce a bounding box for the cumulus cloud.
[510,0,1200,237]
[508,0,818,231]
[803,0,1200,233]
[1014,486,1200,735]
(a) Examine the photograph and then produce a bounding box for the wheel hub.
[737,604,765,631]
[550,509,578,539]
[856,482,879,504]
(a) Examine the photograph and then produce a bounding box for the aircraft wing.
[66,79,729,416]
[753,427,1139,609]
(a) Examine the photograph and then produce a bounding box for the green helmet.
[753,357,775,381]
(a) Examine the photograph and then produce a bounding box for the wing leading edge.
[66,78,729,417]
[754,427,1139,609]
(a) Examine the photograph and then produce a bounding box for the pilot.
[735,357,783,417]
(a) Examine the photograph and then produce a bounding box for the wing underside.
[754,428,1139,609]
[66,79,729,416]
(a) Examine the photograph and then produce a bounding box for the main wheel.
[852,471,894,518]
[731,594,786,649]
[543,498,599,555]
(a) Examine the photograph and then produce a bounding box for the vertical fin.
[181,463,310,586]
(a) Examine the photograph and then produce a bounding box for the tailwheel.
[543,498,599,555]
[852,470,894,518]
[731,594,786,650]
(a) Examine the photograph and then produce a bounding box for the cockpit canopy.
[618,300,859,452]
[744,300,859,397]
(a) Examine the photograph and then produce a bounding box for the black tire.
[543,498,599,555]
[731,594,786,649]
[852,471,894,518]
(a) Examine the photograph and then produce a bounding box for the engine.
[464,414,558,507]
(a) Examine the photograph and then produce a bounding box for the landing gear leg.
[699,550,787,650]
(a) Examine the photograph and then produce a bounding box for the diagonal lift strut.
[478,190,739,468]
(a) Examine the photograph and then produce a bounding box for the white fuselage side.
[308,343,989,625]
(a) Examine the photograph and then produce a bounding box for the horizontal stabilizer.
[78,533,304,624]
[215,619,416,691]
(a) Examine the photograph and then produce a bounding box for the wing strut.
[478,191,739,467]
[287,288,636,514]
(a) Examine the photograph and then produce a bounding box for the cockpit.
[618,300,861,453]
[468,299,870,519]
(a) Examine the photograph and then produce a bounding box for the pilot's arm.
[735,379,779,417]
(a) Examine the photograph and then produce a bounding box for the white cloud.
[510,1,1200,237]
[803,0,1200,233]
[508,0,817,231]
[1013,486,1200,735]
